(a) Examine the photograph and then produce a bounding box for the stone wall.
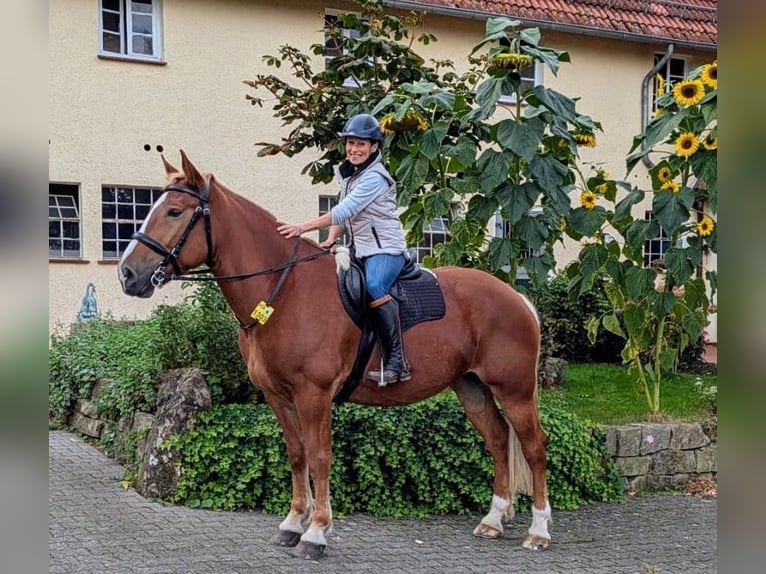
[604,420,717,493]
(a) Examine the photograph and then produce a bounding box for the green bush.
[530,274,624,363]
[48,281,252,429]
[166,395,623,515]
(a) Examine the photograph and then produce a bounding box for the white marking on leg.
[279,509,308,535]
[300,524,328,547]
[528,500,552,539]
[480,494,510,533]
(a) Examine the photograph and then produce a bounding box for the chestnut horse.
[118,151,551,559]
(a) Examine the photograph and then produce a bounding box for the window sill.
[49,258,91,264]
[98,53,167,66]
[98,259,120,265]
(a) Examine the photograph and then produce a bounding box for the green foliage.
[245,0,600,288]
[166,395,622,515]
[529,274,623,363]
[565,61,717,413]
[48,282,252,429]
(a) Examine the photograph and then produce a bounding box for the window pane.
[102,187,115,202]
[63,239,80,254]
[49,221,61,238]
[135,188,151,204]
[132,0,153,14]
[49,206,58,217]
[103,0,120,11]
[103,241,118,259]
[102,12,121,33]
[102,222,116,240]
[102,32,121,53]
[117,188,133,203]
[49,239,62,255]
[62,221,80,238]
[135,204,150,221]
[59,207,77,218]
[117,204,134,219]
[118,223,135,240]
[132,34,153,55]
[102,203,116,219]
[132,14,152,34]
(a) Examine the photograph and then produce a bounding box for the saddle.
[333,252,446,404]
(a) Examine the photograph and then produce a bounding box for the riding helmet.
[340,113,383,142]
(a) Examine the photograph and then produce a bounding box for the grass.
[539,362,717,425]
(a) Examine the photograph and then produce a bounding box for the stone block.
[638,423,671,455]
[74,398,98,418]
[695,444,717,473]
[669,423,710,450]
[614,456,651,477]
[70,412,104,438]
[132,412,155,434]
[90,377,110,399]
[626,475,647,494]
[647,474,690,490]
[700,418,717,442]
[651,450,696,474]
[614,425,643,457]
[604,426,618,456]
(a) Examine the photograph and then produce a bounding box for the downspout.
[640,44,675,169]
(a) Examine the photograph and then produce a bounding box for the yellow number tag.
[250,301,274,325]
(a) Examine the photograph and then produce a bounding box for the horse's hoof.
[292,540,326,560]
[522,534,550,551]
[472,523,502,539]
[271,529,301,547]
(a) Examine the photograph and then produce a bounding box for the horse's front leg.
[263,395,314,548]
[291,393,334,560]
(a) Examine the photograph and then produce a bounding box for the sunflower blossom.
[703,134,718,151]
[661,180,680,194]
[596,183,608,194]
[675,132,699,158]
[701,61,717,89]
[379,112,429,135]
[580,190,597,210]
[657,166,672,182]
[491,52,534,70]
[573,132,596,147]
[673,80,705,106]
[696,216,715,237]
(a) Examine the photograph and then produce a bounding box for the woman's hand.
[277,222,304,239]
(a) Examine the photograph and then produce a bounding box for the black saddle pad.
[338,259,446,331]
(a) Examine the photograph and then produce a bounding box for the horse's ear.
[179,149,204,189]
[161,154,179,177]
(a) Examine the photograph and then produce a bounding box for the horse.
[118,151,552,559]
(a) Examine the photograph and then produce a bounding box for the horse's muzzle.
[118,263,156,298]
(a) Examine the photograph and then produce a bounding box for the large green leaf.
[419,91,456,112]
[487,236,517,269]
[577,243,609,292]
[649,291,676,320]
[624,219,659,256]
[602,314,625,338]
[496,119,542,162]
[681,310,707,340]
[568,206,606,237]
[419,120,450,160]
[664,246,695,286]
[625,265,654,299]
[529,86,577,123]
[522,45,569,76]
[477,149,513,193]
[474,77,506,118]
[443,136,478,170]
[466,194,499,225]
[529,154,567,194]
[652,190,691,234]
[395,154,430,203]
[516,214,549,250]
[496,182,540,225]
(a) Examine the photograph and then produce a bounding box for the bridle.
[131,182,214,288]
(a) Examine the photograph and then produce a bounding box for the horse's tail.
[504,291,541,519]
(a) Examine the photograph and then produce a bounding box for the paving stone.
[49,430,717,573]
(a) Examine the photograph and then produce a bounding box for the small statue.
[77,282,99,323]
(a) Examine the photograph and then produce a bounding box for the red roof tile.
[390,0,717,48]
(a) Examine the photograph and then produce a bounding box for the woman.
[277,113,411,386]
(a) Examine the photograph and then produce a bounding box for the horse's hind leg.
[452,375,515,539]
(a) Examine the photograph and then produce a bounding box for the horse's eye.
[167,208,183,218]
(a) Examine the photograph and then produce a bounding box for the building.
[49,0,717,339]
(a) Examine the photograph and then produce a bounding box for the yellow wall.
[49,0,715,338]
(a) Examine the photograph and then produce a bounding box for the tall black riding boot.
[366,295,411,387]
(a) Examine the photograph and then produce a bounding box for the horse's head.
[118,150,214,298]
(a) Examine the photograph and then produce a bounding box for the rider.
[276,113,411,386]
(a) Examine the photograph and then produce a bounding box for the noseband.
[131,182,214,288]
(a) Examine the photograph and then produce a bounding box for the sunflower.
[379,112,429,135]
[596,182,609,194]
[674,132,700,158]
[702,134,718,151]
[673,79,705,106]
[655,73,666,96]
[696,216,715,237]
[491,52,534,70]
[661,180,681,194]
[701,61,717,89]
[573,132,597,147]
[657,166,673,182]
[580,190,597,210]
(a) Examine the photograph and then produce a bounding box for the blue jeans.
[364,253,405,300]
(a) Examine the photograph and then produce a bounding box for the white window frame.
[643,210,671,267]
[101,185,164,259]
[651,54,688,112]
[324,10,366,88]
[492,208,544,281]
[498,62,543,105]
[99,0,163,62]
[49,184,82,260]
[318,194,349,246]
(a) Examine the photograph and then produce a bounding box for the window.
[492,210,543,281]
[643,211,671,267]
[497,38,543,105]
[99,0,163,61]
[49,184,81,259]
[412,217,450,264]
[101,186,163,259]
[652,54,687,111]
[324,11,365,88]
[318,195,348,245]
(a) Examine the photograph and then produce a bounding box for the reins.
[132,180,332,330]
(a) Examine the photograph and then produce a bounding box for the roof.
[384,0,717,49]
